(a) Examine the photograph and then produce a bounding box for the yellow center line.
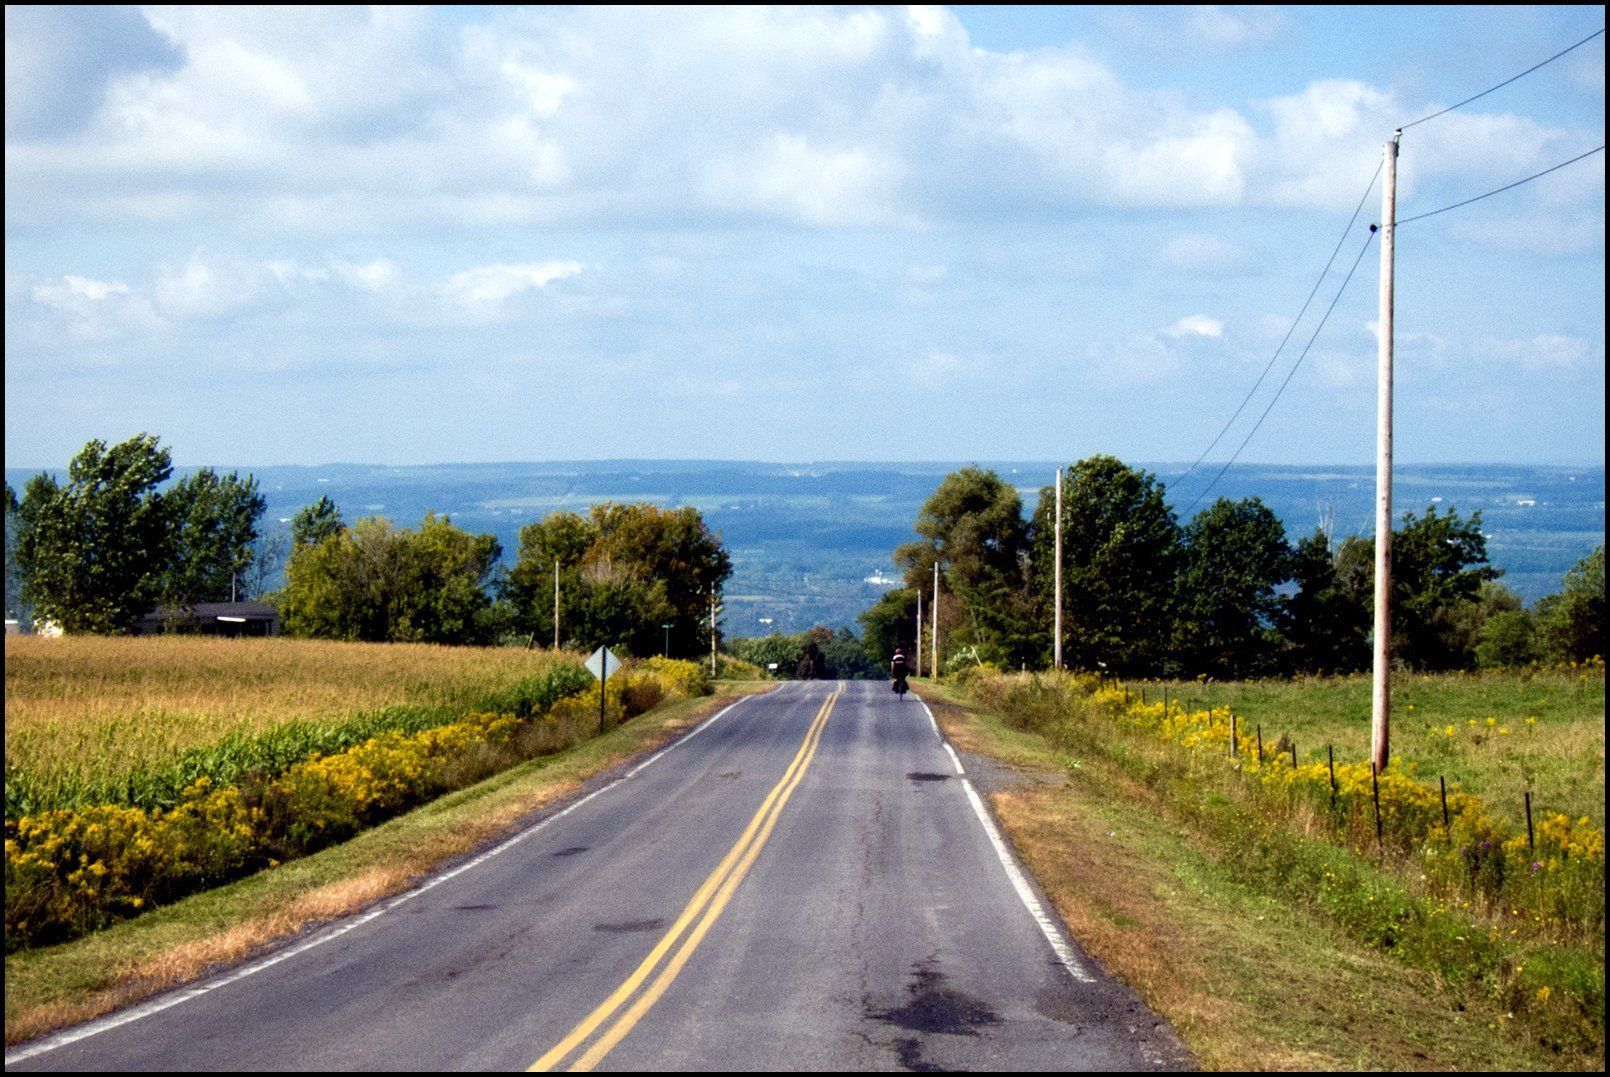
[528,686,842,1072]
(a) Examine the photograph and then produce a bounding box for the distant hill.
[8,461,1603,635]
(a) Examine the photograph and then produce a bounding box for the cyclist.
[890,647,911,698]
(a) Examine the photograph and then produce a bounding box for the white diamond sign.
[585,646,623,681]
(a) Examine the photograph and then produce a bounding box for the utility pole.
[710,591,718,677]
[931,560,939,681]
[914,590,923,677]
[1054,467,1063,670]
[553,561,561,650]
[1372,132,1400,774]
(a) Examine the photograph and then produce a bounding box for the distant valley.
[7,461,1603,636]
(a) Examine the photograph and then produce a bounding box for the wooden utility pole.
[1054,467,1063,670]
[914,590,923,677]
[1372,132,1400,774]
[710,592,718,677]
[931,560,939,681]
[553,561,561,649]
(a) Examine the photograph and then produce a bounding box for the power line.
[1401,26,1604,130]
[1172,162,1382,488]
[1179,229,1379,518]
[1398,144,1605,225]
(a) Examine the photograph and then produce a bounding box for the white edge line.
[918,697,1094,984]
[5,689,769,1066]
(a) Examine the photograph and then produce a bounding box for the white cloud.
[31,274,162,340]
[1165,314,1225,338]
[442,261,582,310]
[1489,334,1592,370]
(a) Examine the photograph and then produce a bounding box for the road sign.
[585,646,622,681]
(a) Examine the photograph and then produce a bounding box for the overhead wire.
[1179,228,1379,518]
[1400,27,1604,130]
[1398,144,1606,225]
[1171,161,1382,490]
[1171,24,1604,514]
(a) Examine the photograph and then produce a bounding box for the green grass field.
[1129,667,1605,829]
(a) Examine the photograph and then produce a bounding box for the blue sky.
[5,6,1604,468]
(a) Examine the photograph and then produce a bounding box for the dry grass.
[5,684,771,1047]
[5,634,578,780]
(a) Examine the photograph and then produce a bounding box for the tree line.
[5,434,731,657]
[858,456,1605,678]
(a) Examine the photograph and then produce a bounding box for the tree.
[10,434,173,633]
[1536,545,1604,663]
[1173,498,1291,677]
[505,503,730,656]
[279,514,502,644]
[1475,609,1538,669]
[160,469,265,605]
[858,587,917,667]
[1028,455,1182,674]
[1283,530,1369,674]
[1335,507,1500,670]
[894,467,1032,667]
[290,496,343,549]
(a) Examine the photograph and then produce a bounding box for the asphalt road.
[10,680,1188,1072]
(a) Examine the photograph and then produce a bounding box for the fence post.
[1328,745,1337,809]
[1230,714,1238,757]
[1291,741,1298,769]
[1525,791,1535,852]
[1256,724,1264,764]
[1440,776,1449,834]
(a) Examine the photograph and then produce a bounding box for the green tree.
[10,434,173,633]
[858,587,917,667]
[1535,545,1605,663]
[1028,456,1181,674]
[279,514,501,644]
[505,503,730,656]
[1336,507,1501,670]
[1283,530,1369,674]
[1474,609,1538,669]
[290,495,344,548]
[894,467,1031,667]
[1173,497,1291,677]
[160,469,266,605]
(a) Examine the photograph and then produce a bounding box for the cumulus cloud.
[442,261,583,311]
[31,274,162,340]
[1165,314,1225,338]
[1488,333,1593,370]
[11,7,1593,234]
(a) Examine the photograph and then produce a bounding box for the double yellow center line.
[529,686,843,1072]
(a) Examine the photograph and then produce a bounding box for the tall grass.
[958,666,1605,1058]
[4,636,585,819]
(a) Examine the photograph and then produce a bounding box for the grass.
[1128,667,1606,829]
[922,672,1605,1070]
[4,682,771,1047]
[4,635,585,816]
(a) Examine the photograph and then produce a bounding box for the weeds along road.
[10,680,1186,1072]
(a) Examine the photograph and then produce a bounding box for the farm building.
[133,601,280,637]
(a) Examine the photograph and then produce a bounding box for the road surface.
[9,680,1187,1071]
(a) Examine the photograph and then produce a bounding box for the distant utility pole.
[914,590,923,677]
[931,560,939,681]
[1372,132,1400,774]
[710,592,718,677]
[553,561,561,650]
[1054,467,1063,670]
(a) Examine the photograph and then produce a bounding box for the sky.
[4,5,1605,469]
